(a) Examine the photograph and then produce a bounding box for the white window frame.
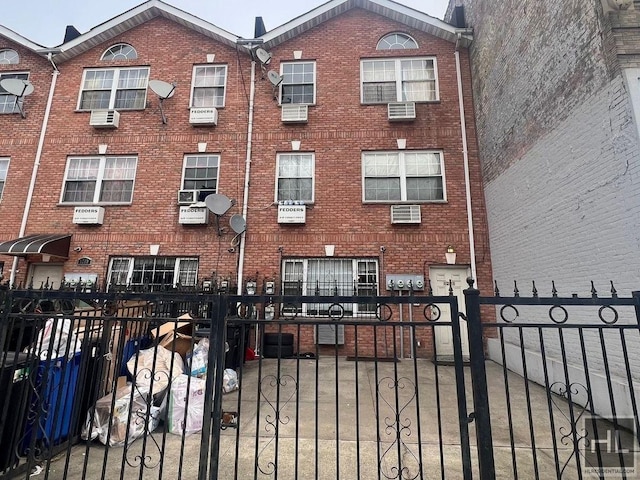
[361,150,446,203]
[101,44,138,61]
[181,154,220,200]
[279,61,316,105]
[77,67,150,110]
[281,258,379,317]
[0,72,29,114]
[0,49,19,64]
[360,57,439,104]
[376,33,419,50]
[0,157,9,200]
[190,65,228,108]
[275,153,315,203]
[60,155,138,205]
[107,256,198,291]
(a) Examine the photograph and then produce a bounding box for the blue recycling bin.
[22,352,82,452]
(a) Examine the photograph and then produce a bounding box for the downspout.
[454,35,478,285]
[236,58,256,294]
[9,54,59,286]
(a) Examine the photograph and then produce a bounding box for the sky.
[2,0,451,47]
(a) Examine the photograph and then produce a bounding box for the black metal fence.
[0,281,638,479]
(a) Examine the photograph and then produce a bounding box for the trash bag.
[167,374,206,435]
[186,338,209,377]
[126,345,184,398]
[223,368,238,393]
[30,316,81,360]
[82,384,163,447]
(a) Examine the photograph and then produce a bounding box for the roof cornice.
[0,25,46,53]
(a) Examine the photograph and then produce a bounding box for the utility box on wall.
[385,274,425,291]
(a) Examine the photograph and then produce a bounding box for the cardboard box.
[150,314,193,340]
[159,332,195,361]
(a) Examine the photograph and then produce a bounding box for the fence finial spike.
[466,277,475,289]
[532,280,538,297]
[610,280,618,298]
[551,281,558,297]
[513,280,519,297]
[494,280,500,297]
[448,279,454,296]
[591,280,598,298]
[428,279,433,296]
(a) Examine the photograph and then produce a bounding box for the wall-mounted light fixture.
[445,245,456,265]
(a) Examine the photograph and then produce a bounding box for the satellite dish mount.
[203,194,234,236]
[0,78,34,119]
[267,71,282,100]
[148,79,176,124]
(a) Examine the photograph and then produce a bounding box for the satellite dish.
[148,79,176,99]
[0,79,34,118]
[255,48,272,65]
[204,194,232,216]
[229,214,246,234]
[0,78,34,97]
[267,70,282,87]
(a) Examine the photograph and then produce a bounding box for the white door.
[29,264,64,289]
[430,267,470,360]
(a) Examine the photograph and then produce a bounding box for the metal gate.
[1,281,638,479]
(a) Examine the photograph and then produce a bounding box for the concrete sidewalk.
[40,358,592,479]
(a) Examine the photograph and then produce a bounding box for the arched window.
[101,44,137,61]
[376,33,418,50]
[0,49,19,64]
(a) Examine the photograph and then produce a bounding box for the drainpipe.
[236,58,256,294]
[454,35,478,285]
[9,53,59,286]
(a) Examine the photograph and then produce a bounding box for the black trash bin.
[0,352,32,472]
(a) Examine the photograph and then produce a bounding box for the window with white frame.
[182,154,219,201]
[362,151,445,202]
[376,33,418,50]
[101,44,138,61]
[0,49,19,64]
[280,62,316,104]
[282,258,378,316]
[0,158,8,198]
[78,67,149,110]
[276,153,314,203]
[0,72,28,114]
[361,58,437,103]
[61,156,138,204]
[190,65,227,108]
[107,257,198,291]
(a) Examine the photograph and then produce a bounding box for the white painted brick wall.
[484,75,640,381]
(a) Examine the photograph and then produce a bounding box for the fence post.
[464,278,495,480]
[198,295,228,480]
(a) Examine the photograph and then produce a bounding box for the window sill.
[363,200,447,204]
[58,202,132,207]
[75,108,145,113]
[360,100,440,106]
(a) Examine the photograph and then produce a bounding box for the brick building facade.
[0,0,492,357]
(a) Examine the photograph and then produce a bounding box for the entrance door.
[29,264,64,289]
[430,266,470,361]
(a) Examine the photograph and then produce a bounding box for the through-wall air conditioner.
[281,104,308,123]
[390,205,421,224]
[72,206,105,225]
[177,189,200,205]
[90,110,120,128]
[387,102,416,122]
[189,107,218,126]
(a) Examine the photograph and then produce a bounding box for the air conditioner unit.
[189,107,218,126]
[177,189,200,205]
[281,104,308,123]
[388,102,416,121]
[90,110,120,128]
[72,206,105,225]
[390,205,421,224]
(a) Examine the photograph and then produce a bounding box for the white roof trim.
[0,25,46,52]
[259,0,470,47]
[55,0,240,62]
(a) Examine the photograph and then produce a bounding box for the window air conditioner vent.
[390,204,421,224]
[387,102,416,121]
[281,104,308,123]
[90,110,120,128]
[189,107,218,126]
[177,190,200,205]
[316,324,345,345]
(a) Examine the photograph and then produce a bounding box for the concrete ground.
[33,359,612,479]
